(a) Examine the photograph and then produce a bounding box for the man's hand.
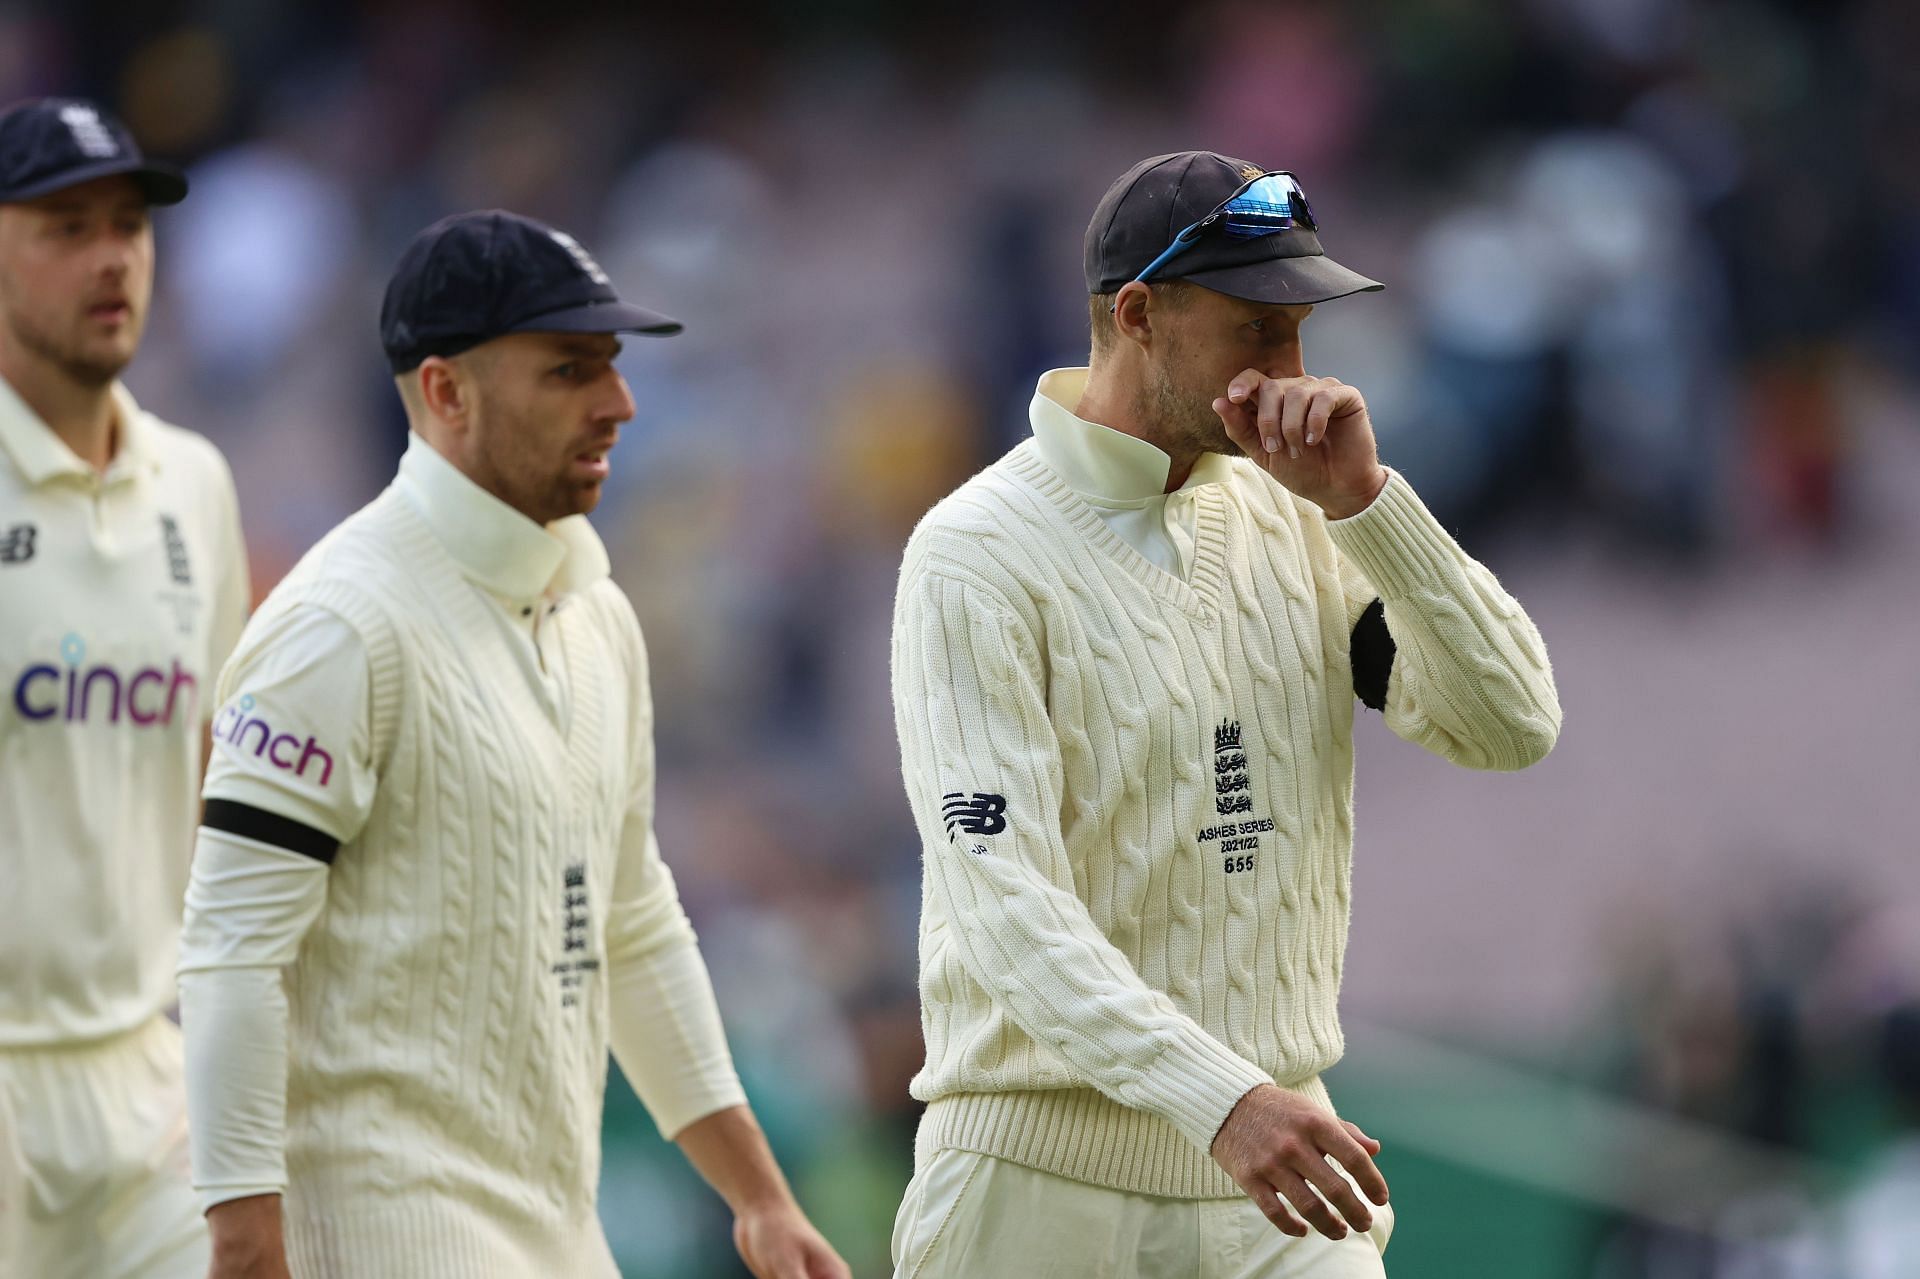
[1212,371,1388,520]
[731,1201,852,1279]
[1210,1084,1389,1241]
[204,1193,291,1279]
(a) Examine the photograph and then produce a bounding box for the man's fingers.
[1297,1152,1374,1235]
[1328,1128,1391,1206]
[1341,1120,1380,1154]
[1271,1168,1349,1240]
[803,1238,851,1279]
[1256,380,1286,455]
[1303,391,1337,447]
[1220,373,1364,459]
[1214,397,1257,452]
[1248,1179,1309,1238]
[1278,386,1311,458]
[1226,369,1265,406]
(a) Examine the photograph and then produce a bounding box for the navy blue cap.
[0,97,187,206]
[380,210,682,373]
[1085,151,1382,305]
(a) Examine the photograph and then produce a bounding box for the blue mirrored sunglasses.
[1131,171,1318,286]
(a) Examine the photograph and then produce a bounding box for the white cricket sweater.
[179,439,744,1278]
[892,418,1560,1200]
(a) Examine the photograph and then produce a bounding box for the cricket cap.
[381,209,681,374]
[0,97,188,206]
[1085,150,1382,304]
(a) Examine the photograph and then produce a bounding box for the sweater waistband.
[915,1077,1333,1201]
[286,1192,615,1279]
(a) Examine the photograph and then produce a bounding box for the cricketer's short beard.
[4,303,130,388]
[1141,334,1242,463]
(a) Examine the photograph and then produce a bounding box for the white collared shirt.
[0,374,250,1045]
[1027,367,1237,582]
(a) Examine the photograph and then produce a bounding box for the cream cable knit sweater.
[892,441,1559,1199]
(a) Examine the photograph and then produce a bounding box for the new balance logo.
[0,524,34,564]
[943,792,1008,839]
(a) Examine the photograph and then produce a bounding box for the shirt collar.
[110,385,163,476]
[1028,367,1236,503]
[0,376,162,487]
[394,432,611,603]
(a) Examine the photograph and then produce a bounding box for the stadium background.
[11,0,1919,1273]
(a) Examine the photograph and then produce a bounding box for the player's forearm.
[1326,471,1560,769]
[179,966,295,1208]
[178,828,328,1209]
[206,1193,292,1279]
[672,1104,798,1216]
[608,928,747,1138]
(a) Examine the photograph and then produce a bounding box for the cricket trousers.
[0,1016,208,1279]
[893,1149,1393,1279]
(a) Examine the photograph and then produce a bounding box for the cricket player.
[176,210,848,1279]
[0,97,247,1279]
[889,151,1562,1277]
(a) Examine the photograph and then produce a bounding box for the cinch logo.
[212,694,334,787]
[11,633,197,726]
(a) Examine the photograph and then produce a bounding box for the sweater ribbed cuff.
[1324,470,1462,601]
[1129,1027,1278,1156]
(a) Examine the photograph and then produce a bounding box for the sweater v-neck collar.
[1005,441,1228,620]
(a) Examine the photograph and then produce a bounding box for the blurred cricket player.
[176,210,848,1279]
[0,97,248,1279]
[888,151,1562,1277]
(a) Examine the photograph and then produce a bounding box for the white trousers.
[0,1016,209,1279]
[893,1149,1393,1279]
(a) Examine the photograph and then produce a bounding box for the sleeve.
[601,602,747,1139]
[177,835,327,1210]
[1325,470,1562,771]
[200,606,379,848]
[203,447,251,694]
[893,567,1273,1157]
[178,606,378,1211]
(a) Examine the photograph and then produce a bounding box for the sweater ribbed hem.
[286,1194,616,1279]
[915,1078,1333,1201]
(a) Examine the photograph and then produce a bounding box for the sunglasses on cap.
[1131,171,1319,286]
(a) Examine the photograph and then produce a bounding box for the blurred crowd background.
[10,0,1919,1273]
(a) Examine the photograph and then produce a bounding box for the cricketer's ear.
[411,354,481,434]
[1111,281,1155,348]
